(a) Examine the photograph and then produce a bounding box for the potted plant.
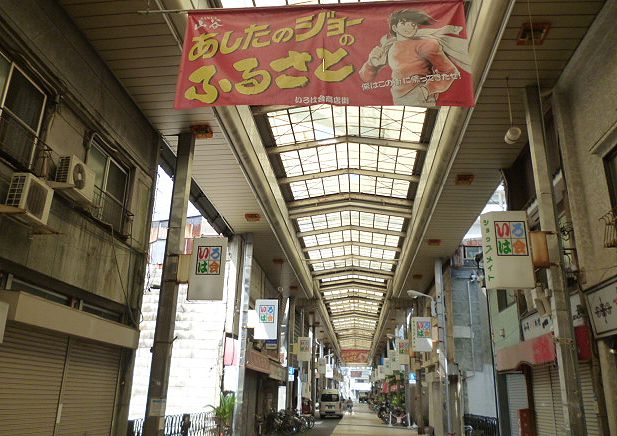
[208,392,235,436]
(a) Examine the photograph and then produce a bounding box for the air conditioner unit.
[55,155,95,204]
[5,172,54,226]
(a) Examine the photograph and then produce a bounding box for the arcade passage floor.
[310,404,417,436]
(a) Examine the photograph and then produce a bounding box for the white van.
[319,389,343,419]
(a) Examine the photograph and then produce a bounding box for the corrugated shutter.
[532,365,557,436]
[579,363,600,436]
[506,373,529,436]
[0,323,67,436]
[55,339,121,436]
[549,366,565,434]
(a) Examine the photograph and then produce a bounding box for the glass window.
[0,55,9,96]
[0,59,46,168]
[321,394,339,402]
[88,142,130,233]
[4,69,45,131]
[605,148,617,208]
[497,289,516,312]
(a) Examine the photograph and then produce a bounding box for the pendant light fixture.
[504,77,522,144]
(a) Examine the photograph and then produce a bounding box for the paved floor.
[310,404,417,436]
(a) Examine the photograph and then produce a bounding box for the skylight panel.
[320,274,385,283]
[268,105,426,148]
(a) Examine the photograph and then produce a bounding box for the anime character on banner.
[359,8,471,106]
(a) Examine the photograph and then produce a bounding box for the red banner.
[175,1,474,108]
[341,349,370,363]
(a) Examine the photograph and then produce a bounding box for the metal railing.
[0,109,49,174]
[129,412,218,436]
[92,186,134,237]
[463,414,498,436]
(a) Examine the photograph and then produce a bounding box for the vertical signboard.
[188,237,227,300]
[396,338,410,365]
[480,211,535,289]
[254,299,279,340]
[377,365,384,380]
[325,364,334,379]
[411,317,433,352]
[318,357,327,374]
[298,337,311,362]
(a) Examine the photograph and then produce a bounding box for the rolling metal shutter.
[506,373,529,436]
[549,366,565,434]
[579,363,600,436]
[532,365,557,436]
[0,323,68,436]
[55,338,122,436]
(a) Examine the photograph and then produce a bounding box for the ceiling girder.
[307,254,398,265]
[319,278,388,291]
[323,295,383,303]
[266,135,428,154]
[304,241,401,253]
[330,311,379,319]
[297,224,405,238]
[278,168,420,184]
[313,267,394,279]
[288,193,413,210]
[289,201,413,219]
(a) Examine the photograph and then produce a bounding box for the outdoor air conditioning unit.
[5,172,54,226]
[55,155,95,204]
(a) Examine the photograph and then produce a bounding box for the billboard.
[176,1,473,108]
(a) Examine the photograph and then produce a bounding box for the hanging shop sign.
[318,357,327,374]
[480,211,535,290]
[265,339,278,350]
[341,349,370,364]
[175,1,474,108]
[325,363,334,379]
[188,237,227,300]
[585,278,617,339]
[396,338,410,365]
[254,299,279,340]
[411,317,433,352]
[383,357,393,376]
[298,336,312,361]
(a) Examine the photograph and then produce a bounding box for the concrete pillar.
[143,132,195,435]
[524,85,587,435]
[232,234,254,436]
[286,297,296,408]
[435,258,454,435]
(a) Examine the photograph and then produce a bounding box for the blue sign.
[408,372,417,384]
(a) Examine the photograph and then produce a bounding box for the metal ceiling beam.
[266,136,428,153]
[312,267,394,279]
[321,286,386,295]
[323,295,383,303]
[304,241,401,253]
[319,279,387,291]
[330,312,379,320]
[278,168,420,184]
[288,193,413,209]
[298,225,405,238]
[307,255,398,265]
[289,201,413,219]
